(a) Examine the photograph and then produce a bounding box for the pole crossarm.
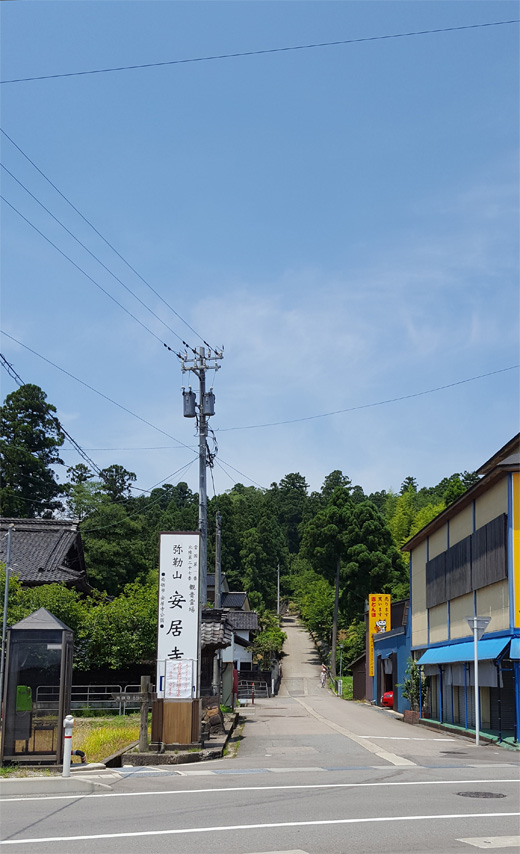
[180,348,224,377]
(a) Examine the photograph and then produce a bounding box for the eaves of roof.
[401,467,510,552]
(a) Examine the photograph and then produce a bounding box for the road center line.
[1,778,518,804]
[1,812,518,845]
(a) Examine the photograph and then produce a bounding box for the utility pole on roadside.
[277,562,280,616]
[0,524,14,712]
[181,346,223,607]
[215,511,222,609]
[213,510,223,698]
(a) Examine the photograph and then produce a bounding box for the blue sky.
[1,1,518,501]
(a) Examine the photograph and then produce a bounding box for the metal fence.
[237,679,269,700]
[35,684,153,715]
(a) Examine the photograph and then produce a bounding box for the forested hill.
[1,384,479,670]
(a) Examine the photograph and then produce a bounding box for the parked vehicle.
[381,690,393,708]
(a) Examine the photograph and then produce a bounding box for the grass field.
[71,713,145,763]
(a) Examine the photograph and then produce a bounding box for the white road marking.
[465,762,517,768]
[1,778,518,803]
[458,838,520,849]
[359,736,454,741]
[293,697,416,765]
[265,766,323,773]
[1,812,518,845]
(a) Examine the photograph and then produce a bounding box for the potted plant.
[400,657,424,724]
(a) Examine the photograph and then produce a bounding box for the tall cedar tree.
[0,384,65,517]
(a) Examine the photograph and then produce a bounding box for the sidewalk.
[0,714,240,796]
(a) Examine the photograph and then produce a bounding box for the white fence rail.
[237,679,269,699]
[35,684,154,714]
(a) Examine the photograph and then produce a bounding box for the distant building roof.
[0,518,91,593]
[221,591,249,610]
[207,573,228,588]
[476,432,520,476]
[224,610,259,632]
[201,609,233,649]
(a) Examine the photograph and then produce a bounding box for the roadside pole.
[139,676,151,752]
[277,563,280,616]
[181,346,223,607]
[0,524,13,714]
[466,616,491,746]
[62,715,74,778]
[331,555,340,678]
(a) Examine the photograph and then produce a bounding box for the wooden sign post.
[115,676,152,752]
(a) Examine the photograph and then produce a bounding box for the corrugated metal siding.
[426,514,507,607]
[472,514,507,589]
[446,536,472,599]
[426,553,446,608]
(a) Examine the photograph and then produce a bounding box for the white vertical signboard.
[157,532,200,699]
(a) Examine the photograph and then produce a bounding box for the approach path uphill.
[1,616,518,854]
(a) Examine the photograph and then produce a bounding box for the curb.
[121,712,240,766]
[0,776,111,796]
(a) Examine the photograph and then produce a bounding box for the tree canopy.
[0,381,480,674]
[0,384,65,517]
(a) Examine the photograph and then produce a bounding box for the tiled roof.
[201,609,233,649]
[225,610,259,631]
[0,518,90,593]
[207,573,227,586]
[221,591,248,610]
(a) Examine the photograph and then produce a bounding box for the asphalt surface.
[1,616,519,853]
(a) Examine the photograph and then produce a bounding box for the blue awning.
[510,638,520,660]
[417,637,510,665]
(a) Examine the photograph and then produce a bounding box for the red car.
[381,691,393,709]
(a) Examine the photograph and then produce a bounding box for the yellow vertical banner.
[513,472,520,628]
[368,594,391,677]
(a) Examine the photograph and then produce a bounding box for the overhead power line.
[0,330,198,455]
[0,163,192,350]
[217,456,267,491]
[0,128,219,356]
[0,20,517,84]
[215,365,520,432]
[0,194,181,355]
[60,445,193,452]
[0,352,104,477]
[81,458,198,533]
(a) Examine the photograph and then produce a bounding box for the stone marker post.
[139,676,151,753]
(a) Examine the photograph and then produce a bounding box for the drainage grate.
[441,751,467,755]
[457,791,506,799]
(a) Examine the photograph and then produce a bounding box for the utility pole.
[181,346,223,607]
[0,524,14,712]
[331,554,340,679]
[215,511,222,609]
[277,562,280,616]
[213,511,222,698]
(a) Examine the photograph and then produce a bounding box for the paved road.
[1,617,518,853]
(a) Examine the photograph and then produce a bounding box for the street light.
[465,615,491,746]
